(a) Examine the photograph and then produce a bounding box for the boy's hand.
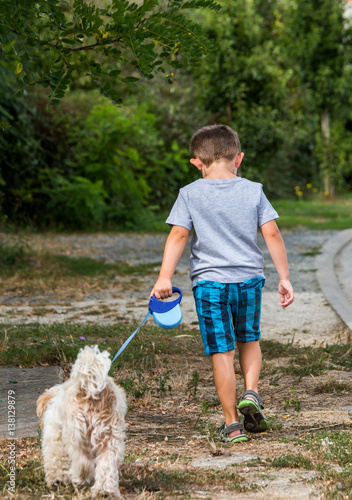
[278,279,294,308]
[150,278,173,300]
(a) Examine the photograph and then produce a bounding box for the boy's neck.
[201,159,238,179]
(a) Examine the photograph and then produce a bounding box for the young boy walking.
[151,125,294,442]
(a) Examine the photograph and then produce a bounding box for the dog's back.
[37,345,127,498]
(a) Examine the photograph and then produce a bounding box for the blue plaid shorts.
[193,278,265,355]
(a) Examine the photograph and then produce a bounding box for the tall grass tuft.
[0,237,33,273]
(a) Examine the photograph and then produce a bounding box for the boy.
[151,125,294,442]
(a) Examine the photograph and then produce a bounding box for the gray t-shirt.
[166,177,279,288]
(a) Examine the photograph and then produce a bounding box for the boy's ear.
[235,152,244,168]
[190,157,203,171]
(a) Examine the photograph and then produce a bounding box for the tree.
[282,0,352,195]
[0,0,220,104]
[193,0,303,197]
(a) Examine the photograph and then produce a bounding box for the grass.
[269,453,313,470]
[0,323,202,369]
[273,196,352,230]
[0,239,160,279]
[261,339,352,373]
[2,328,351,378]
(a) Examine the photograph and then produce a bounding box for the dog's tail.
[36,387,57,426]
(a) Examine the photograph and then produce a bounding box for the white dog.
[37,345,127,498]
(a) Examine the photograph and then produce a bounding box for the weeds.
[313,378,351,394]
[269,453,313,470]
[186,370,200,397]
[281,350,328,379]
[300,430,352,469]
[156,370,172,396]
[122,372,152,399]
[0,237,33,274]
[194,400,210,428]
[284,387,302,412]
[300,245,322,257]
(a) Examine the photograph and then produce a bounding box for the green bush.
[65,102,191,228]
[0,65,78,227]
[0,74,193,230]
[43,176,108,230]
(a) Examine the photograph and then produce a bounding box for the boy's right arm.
[151,225,190,299]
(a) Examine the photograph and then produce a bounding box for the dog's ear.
[36,387,56,421]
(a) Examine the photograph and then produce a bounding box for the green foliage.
[0,65,78,226]
[44,175,107,229]
[1,0,352,229]
[193,0,352,197]
[0,73,193,229]
[193,0,316,197]
[63,101,191,227]
[0,0,220,104]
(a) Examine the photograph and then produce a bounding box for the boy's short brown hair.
[190,125,241,167]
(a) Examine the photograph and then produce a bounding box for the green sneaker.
[238,390,268,433]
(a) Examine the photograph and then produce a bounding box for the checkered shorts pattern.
[193,278,265,355]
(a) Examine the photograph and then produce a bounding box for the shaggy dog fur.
[37,345,127,498]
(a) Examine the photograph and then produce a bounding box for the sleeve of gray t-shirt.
[166,190,193,231]
[257,189,279,227]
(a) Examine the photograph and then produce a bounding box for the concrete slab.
[191,453,258,469]
[0,366,63,438]
[316,229,352,332]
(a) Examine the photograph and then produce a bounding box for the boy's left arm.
[260,220,294,308]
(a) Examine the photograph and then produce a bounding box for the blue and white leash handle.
[111,287,182,363]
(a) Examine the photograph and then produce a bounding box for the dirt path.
[0,229,345,346]
[1,230,351,499]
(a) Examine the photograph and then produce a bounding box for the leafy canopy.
[0,0,220,104]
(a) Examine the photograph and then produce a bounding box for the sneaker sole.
[238,400,268,433]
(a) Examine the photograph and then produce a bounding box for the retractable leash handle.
[111,287,183,363]
[149,287,182,329]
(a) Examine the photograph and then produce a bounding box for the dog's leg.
[42,420,71,486]
[91,442,125,498]
[68,449,95,486]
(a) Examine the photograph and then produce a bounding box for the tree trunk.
[321,108,335,197]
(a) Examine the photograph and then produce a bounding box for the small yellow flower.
[307,183,312,189]
[295,186,300,191]
[324,191,329,196]
[298,191,303,197]
[313,188,318,193]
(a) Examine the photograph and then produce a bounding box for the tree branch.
[58,38,123,51]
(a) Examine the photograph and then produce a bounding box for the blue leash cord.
[111,288,182,363]
[111,310,151,363]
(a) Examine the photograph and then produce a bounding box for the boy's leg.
[236,340,262,393]
[193,282,245,440]
[236,340,268,432]
[232,278,268,432]
[211,350,240,438]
